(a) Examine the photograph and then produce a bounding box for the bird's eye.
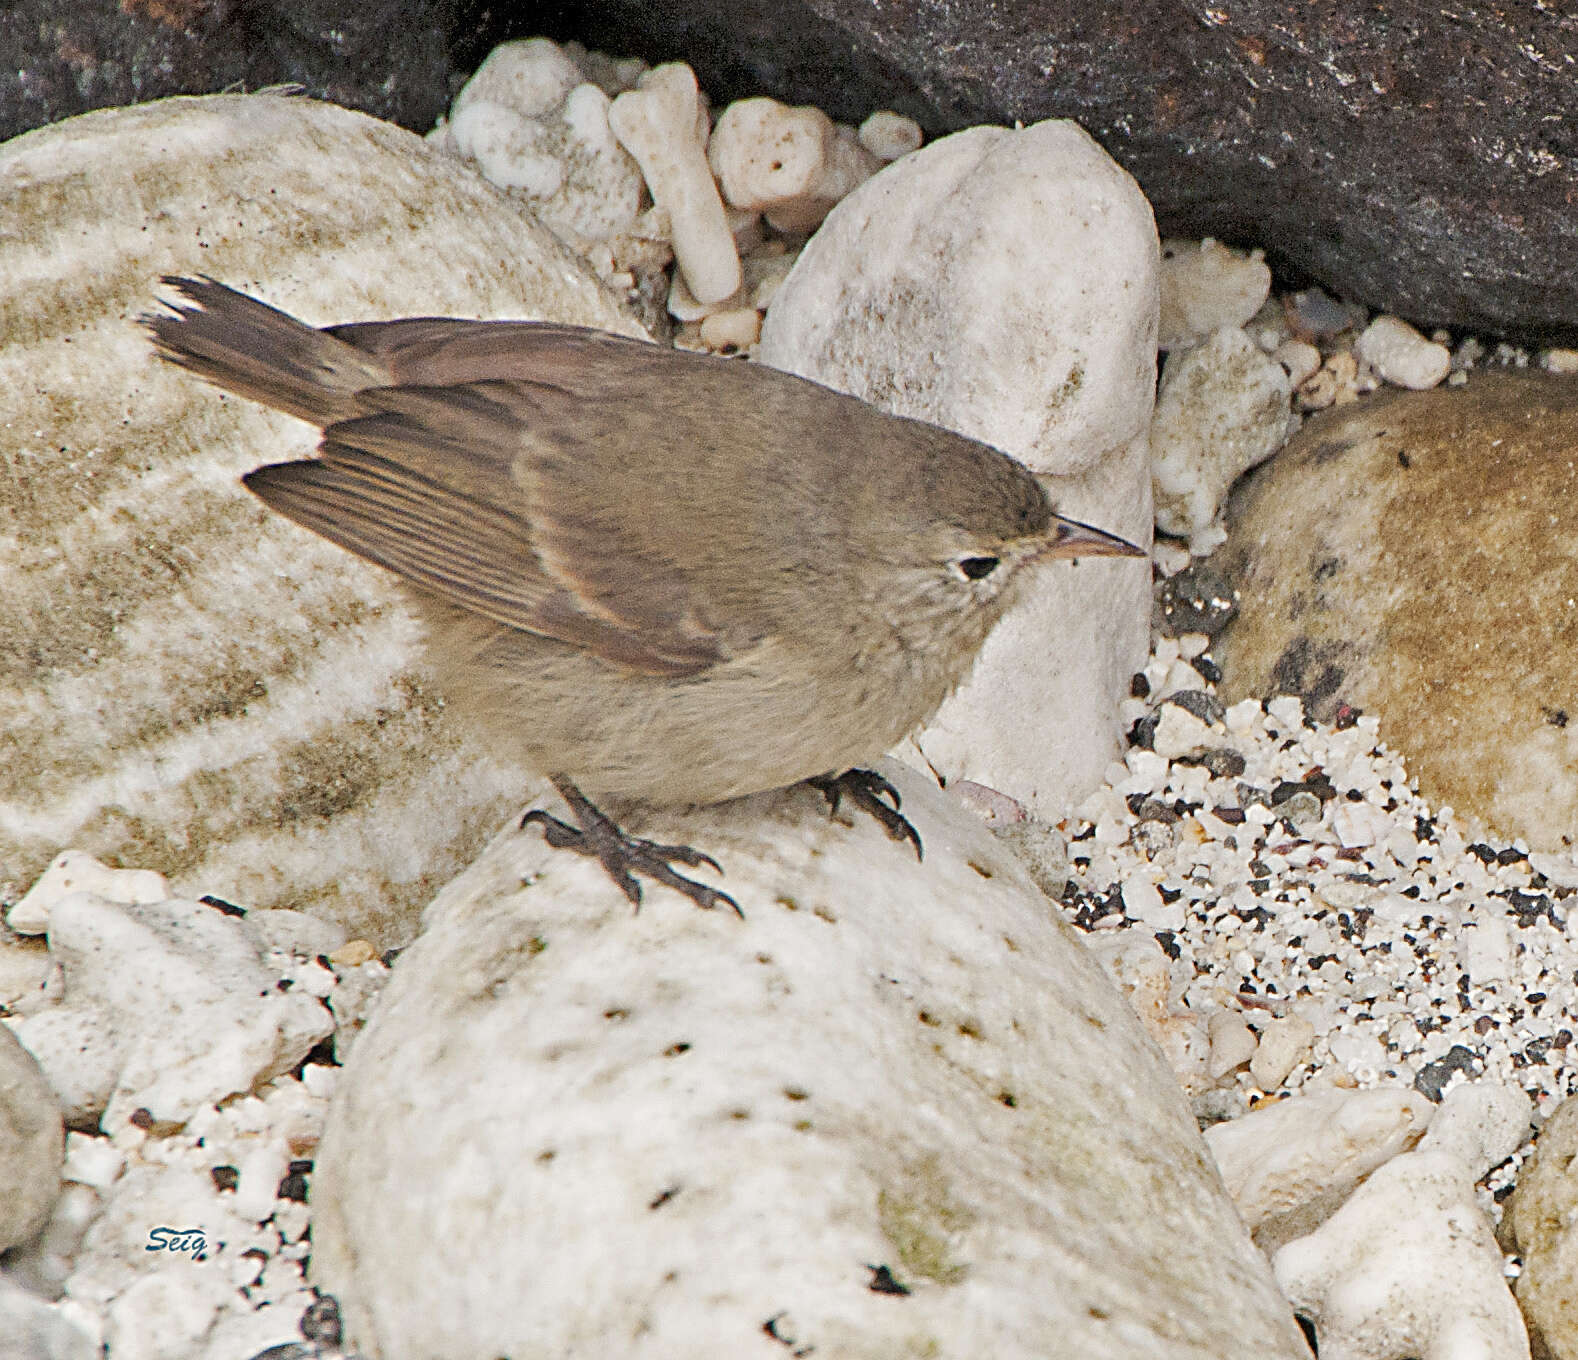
[957,555,1001,581]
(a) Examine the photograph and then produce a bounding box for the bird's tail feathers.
[141,276,390,426]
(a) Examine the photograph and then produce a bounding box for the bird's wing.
[243,376,726,677]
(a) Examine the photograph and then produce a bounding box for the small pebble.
[857,110,923,161]
[1354,315,1451,390]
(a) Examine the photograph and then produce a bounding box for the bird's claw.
[808,769,924,860]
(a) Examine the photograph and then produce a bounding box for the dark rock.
[1165,689,1226,726]
[0,0,463,144]
[1175,748,1247,779]
[1414,1044,1480,1101]
[1156,562,1241,637]
[542,0,1578,344]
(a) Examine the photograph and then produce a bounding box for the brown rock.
[1216,371,1578,851]
[1507,1095,1578,1360]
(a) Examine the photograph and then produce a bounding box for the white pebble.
[1224,698,1263,735]
[1250,1014,1316,1090]
[857,110,923,161]
[105,1270,232,1360]
[8,850,169,936]
[1459,919,1513,987]
[1265,695,1305,730]
[610,65,741,305]
[1422,1082,1532,1176]
[1121,874,1182,930]
[61,1133,124,1192]
[234,1141,291,1224]
[1151,704,1214,760]
[1354,315,1451,390]
[453,37,581,121]
[1150,326,1294,537]
[1207,1010,1259,1079]
[1272,339,1322,387]
[698,307,761,352]
[1157,239,1272,349]
[1529,850,1578,888]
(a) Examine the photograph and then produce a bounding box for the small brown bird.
[145,277,1143,914]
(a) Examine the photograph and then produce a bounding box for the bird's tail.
[141,276,391,427]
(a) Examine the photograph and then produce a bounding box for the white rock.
[698,306,761,352]
[234,1139,292,1224]
[61,1131,124,1192]
[1355,315,1452,390]
[1332,799,1391,849]
[1224,698,1263,735]
[452,37,582,121]
[246,908,346,961]
[1459,918,1513,987]
[1207,1010,1259,1080]
[0,1277,99,1360]
[1529,850,1578,888]
[311,763,1308,1359]
[0,933,58,1016]
[1273,1146,1530,1360]
[610,63,741,304]
[709,97,880,232]
[1249,1014,1316,1090]
[8,850,169,936]
[759,120,1156,821]
[0,1024,63,1252]
[1204,1086,1433,1253]
[1422,1082,1531,1174]
[1158,239,1272,349]
[1151,325,1295,538]
[1151,704,1215,760]
[12,894,333,1127]
[450,82,645,241]
[1266,695,1305,730]
[104,1268,235,1360]
[1273,339,1323,388]
[1085,932,1210,1092]
[858,110,924,160]
[197,1302,315,1360]
[1541,347,1578,375]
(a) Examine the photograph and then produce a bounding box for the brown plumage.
[145,277,1142,911]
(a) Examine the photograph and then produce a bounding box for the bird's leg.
[520,775,741,916]
[807,769,924,860]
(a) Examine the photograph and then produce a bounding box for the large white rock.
[758,120,1157,820]
[9,892,332,1128]
[1273,1085,1533,1360]
[0,93,641,944]
[1204,1085,1433,1254]
[311,762,1308,1360]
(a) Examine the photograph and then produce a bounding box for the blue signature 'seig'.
[146,1227,207,1254]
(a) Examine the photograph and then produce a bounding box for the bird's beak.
[1034,515,1148,561]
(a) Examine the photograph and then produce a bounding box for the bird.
[144,276,1144,915]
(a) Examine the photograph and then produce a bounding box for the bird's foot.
[807,768,923,860]
[521,776,740,916]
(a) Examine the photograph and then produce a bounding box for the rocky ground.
[1,30,1575,1360]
